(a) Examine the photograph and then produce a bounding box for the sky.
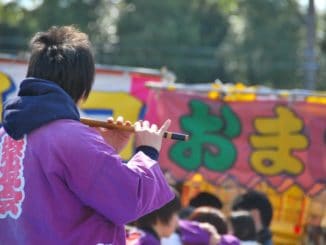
[299,0,326,12]
[1,0,326,12]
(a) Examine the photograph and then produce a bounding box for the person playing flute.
[0,25,174,245]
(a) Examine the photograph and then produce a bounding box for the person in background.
[127,187,182,245]
[0,25,173,245]
[231,190,274,245]
[179,206,196,219]
[178,218,240,245]
[189,192,223,210]
[189,206,228,235]
[160,194,240,245]
[230,211,260,245]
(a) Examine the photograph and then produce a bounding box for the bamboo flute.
[80,117,189,141]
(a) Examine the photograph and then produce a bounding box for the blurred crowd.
[126,186,274,245]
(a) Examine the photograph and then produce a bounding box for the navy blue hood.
[2,78,80,140]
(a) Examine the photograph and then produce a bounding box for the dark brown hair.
[231,190,273,227]
[230,211,257,241]
[26,25,95,102]
[189,206,228,235]
[189,192,223,209]
[137,188,181,228]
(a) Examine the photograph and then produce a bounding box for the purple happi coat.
[0,78,174,245]
[126,227,160,245]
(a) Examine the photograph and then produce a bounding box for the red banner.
[145,89,326,196]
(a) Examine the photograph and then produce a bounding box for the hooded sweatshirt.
[0,78,174,245]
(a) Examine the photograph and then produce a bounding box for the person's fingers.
[134,121,141,131]
[107,116,114,123]
[116,116,124,125]
[150,123,158,132]
[142,120,150,129]
[125,120,132,126]
[158,119,171,136]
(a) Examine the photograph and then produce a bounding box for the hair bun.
[38,35,57,46]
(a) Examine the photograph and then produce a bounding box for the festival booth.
[144,81,326,244]
[1,55,325,244]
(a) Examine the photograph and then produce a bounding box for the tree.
[221,0,304,88]
[104,0,306,87]
[0,0,322,89]
[105,0,230,83]
[0,0,119,56]
[0,2,33,53]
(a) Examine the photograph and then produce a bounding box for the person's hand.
[198,223,221,245]
[96,116,132,153]
[134,119,171,151]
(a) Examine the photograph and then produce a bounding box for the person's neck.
[142,225,160,240]
[152,223,164,238]
[257,227,272,243]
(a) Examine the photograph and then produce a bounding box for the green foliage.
[221,0,304,88]
[0,0,111,52]
[106,0,305,87]
[0,2,32,52]
[29,0,99,32]
[105,0,230,83]
[0,0,323,89]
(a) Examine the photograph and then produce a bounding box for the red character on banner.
[0,133,26,219]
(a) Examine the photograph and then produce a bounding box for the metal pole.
[304,0,317,90]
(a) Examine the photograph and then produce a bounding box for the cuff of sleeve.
[136,145,159,160]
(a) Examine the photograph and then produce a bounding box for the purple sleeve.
[138,233,160,245]
[218,234,241,245]
[178,220,211,244]
[126,228,160,245]
[60,124,174,225]
[178,220,240,245]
